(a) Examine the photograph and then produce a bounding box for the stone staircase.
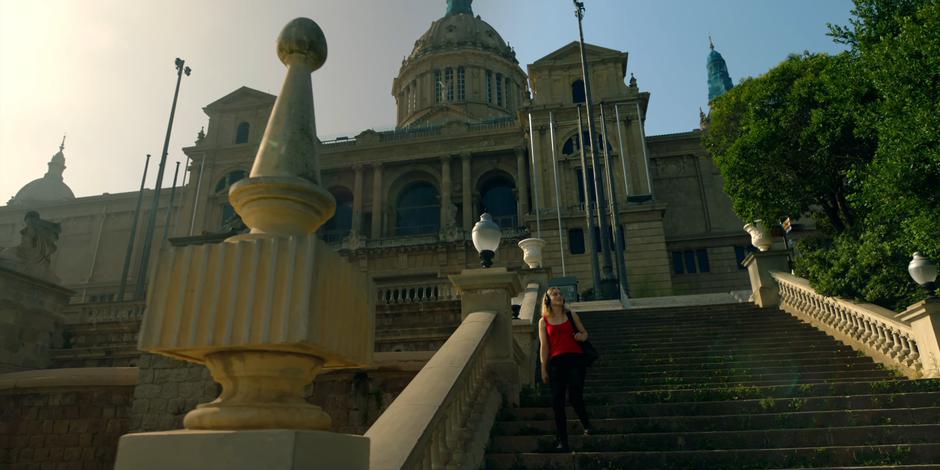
[485,303,940,469]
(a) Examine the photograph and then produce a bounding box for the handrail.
[772,272,922,376]
[367,311,498,470]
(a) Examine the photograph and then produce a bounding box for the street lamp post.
[574,0,618,299]
[135,58,191,299]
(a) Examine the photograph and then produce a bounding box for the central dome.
[392,0,527,128]
[408,9,516,65]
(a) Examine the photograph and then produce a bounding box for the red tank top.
[546,316,583,358]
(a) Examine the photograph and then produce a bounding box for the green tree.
[706,0,939,310]
[703,52,876,233]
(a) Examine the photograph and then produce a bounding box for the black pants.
[548,353,591,443]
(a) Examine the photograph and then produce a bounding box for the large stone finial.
[134,16,373,436]
[230,17,335,236]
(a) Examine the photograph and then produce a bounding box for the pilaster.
[371,162,383,239]
[461,153,472,230]
[351,163,363,235]
[515,148,529,223]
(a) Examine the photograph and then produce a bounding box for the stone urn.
[743,221,772,252]
[518,237,546,269]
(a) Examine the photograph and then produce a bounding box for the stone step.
[492,406,940,436]
[489,424,940,453]
[484,443,940,469]
[592,340,855,358]
[506,391,940,421]
[519,380,940,407]
[591,327,830,343]
[588,348,863,368]
[585,361,886,382]
[589,355,878,374]
[579,369,897,389]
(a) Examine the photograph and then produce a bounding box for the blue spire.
[446,0,473,16]
[707,37,734,101]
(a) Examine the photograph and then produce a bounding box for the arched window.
[214,170,247,193]
[479,173,517,228]
[572,79,586,104]
[321,187,353,242]
[395,182,440,236]
[434,70,442,103]
[235,122,250,144]
[495,73,503,107]
[561,131,614,156]
[457,67,466,101]
[445,67,454,101]
[485,70,493,103]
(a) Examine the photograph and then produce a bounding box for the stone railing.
[377,279,459,305]
[60,300,147,325]
[773,272,923,377]
[367,311,501,470]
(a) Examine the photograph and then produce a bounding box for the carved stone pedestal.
[115,429,368,470]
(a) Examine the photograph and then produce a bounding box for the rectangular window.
[457,67,465,101]
[672,251,684,274]
[485,70,493,103]
[696,249,710,273]
[445,68,454,101]
[568,228,585,254]
[495,73,503,107]
[683,250,697,274]
[434,70,442,103]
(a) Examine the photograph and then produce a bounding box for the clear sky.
[0,0,854,202]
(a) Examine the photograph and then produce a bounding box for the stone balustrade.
[377,279,459,304]
[61,300,147,325]
[772,272,923,377]
[366,311,500,470]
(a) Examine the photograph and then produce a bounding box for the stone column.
[742,250,790,308]
[461,153,472,230]
[515,148,530,225]
[449,267,523,404]
[352,163,363,235]
[439,155,452,227]
[371,162,383,239]
[115,17,371,470]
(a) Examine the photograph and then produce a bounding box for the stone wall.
[0,267,72,373]
[0,386,133,470]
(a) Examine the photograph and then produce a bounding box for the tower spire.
[707,37,733,101]
[59,134,66,152]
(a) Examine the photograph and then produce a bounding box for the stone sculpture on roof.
[0,210,62,283]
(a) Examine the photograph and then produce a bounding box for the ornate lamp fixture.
[472,213,501,268]
[909,252,938,298]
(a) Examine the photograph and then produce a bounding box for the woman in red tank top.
[538,287,593,452]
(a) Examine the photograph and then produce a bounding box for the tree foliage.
[704,0,940,310]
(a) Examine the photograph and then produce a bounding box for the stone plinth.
[898,298,940,378]
[742,250,789,308]
[139,234,373,430]
[0,265,73,372]
[115,429,368,470]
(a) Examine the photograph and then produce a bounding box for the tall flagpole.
[600,103,629,296]
[161,161,182,241]
[636,102,654,198]
[574,0,617,299]
[117,154,151,302]
[614,104,631,198]
[548,112,566,275]
[577,106,602,294]
[136,57,192,299]
[527,113,542,238]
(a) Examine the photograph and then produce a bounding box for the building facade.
[0,1,751,302]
